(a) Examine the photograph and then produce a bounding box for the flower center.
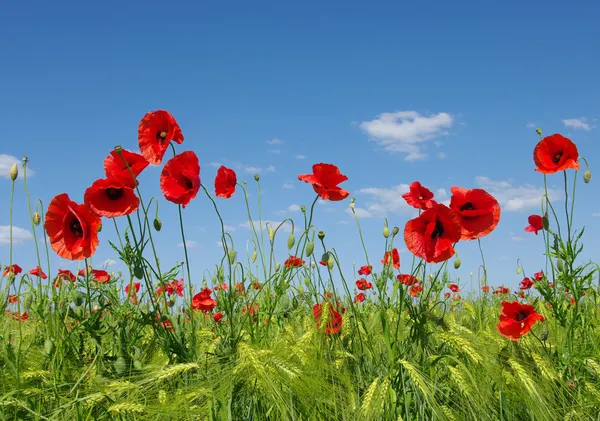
[183,177,193,189]
[157,131,168,143]
[69,217,83,237]
[418,195,424,200]
[431,220,444,238]
[460,202,474,211]
[515,311,527,321]
[553,152,563,164]
[105,187,124,200]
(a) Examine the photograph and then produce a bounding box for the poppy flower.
[298,163,349,201]
[104,149,149,188]
[449,283,460,293]
[192,287,217,312]
[534,271,544,281]
[138,110,184,165]
[452,294,461,301]
[449,187,501,240]
[382,248,400,269]
[125,282,141,295]
[213,312,223,322]
[57,269,76,282]
[533,134,580,174]
[12,311,28,322]
[284,256,305,268]
[242,303,259,316]
[160,151,201,208]
[357,265,372,276]
[84,178,140,218]
[313,303,343,334]
[404,203,462,263]
[171,279,184,297]
[3,264,22,277]
[525,215,544,235]
[356,278,372,290]
[497,300,545,341]
[494,286,510,295]
[444,292,451,299]
[519,277,534,290]
[482,285,490,293]
[354,293,366,303]
[44,194,101,260]
[397,274,418,286]
[213,281,228,292]
[8,295,18,304]
[91,269,111,283]
[28,266,48,280]
[215,166,237,199]
[409,284,423,298]
[402,181,436,210]
[252,281,261,290]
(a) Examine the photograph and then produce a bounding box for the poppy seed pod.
[392,226,399,236]
[268,226,275,241]
[453,257,461,269]
[153,217,162,231]
[32,212,41,226]
[254,174,260,182]
[306,241,314,257]
[9,163,18,181]
[251,249,257,263]
[287,233,295,250]
[536,128,542,137]
[300,205,306,213]
[228,250,237,264]
[318,230,325,240]
[583,169,591,183]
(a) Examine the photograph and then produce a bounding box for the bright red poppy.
[284,256,305,268]
[104,149,149,188]
[356,278,372,290]
[160,151,201,208]
[402,181,436,210]
[91,269,111,283]
[45,194,101,260]
[192,287,217,312]
[519,277,534,290]
[449,283,460,293]
[409,284,423,298]
[381,248,400,269]
[215,166,237,199]
[397,274,418,286]
[213,312,223,322]
[12,312,28,322]
[84,178,140,218]
[313,303,343,334]
[357,265,372,276]
[534,271,544,281]
[482,285,490,293]
[28,266,47,279]
[8,295,18,304]
[125,282,141,295]
[138,110,184,165]
[298,163,349,201]
[57,269,76,282]
[494,286,510,295]
[354,293,366,303]
[497,301,545,341]
[404,203,462,263]
[449,187,500,240]
[525,215,544,235]
[3,264,22,277]
[533,134,580,174]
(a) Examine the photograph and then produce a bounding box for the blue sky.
[1,0,599,294]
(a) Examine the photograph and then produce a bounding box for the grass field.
[1,111,599,420]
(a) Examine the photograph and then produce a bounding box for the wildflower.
[298,163,349,201]
[444,292,451,299]
[402,181,436,210]
[284,256,305,268]
[381,248,400,269]
[533,271,544,281]
[213,312,223,322]
[356,278,372,290]
[214,166,237,198]
[12,311,28,322]
[482,285,490,293]
[45,194,101,260]
[449,283,460,293]
[533,134,580,174]
[138,110,184,165]
[397,274,418,286]
[3,264,22,278]
[525,214,544,235]
[27,266,47,280]
[84,178,140,217]
[449,186,501,240]
[103,148,149,187]
[312,303,343,334]
[192,287,217,313]
[519,277,534,290]
[409,284,423,297]
[125,282,141,295]
[160,151,201,208]
[354,293,366,303]
[8,295,18,304]
[497,300,545,341]
[494,286,510,295]
[358,265,372,276]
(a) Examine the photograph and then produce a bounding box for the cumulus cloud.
[276,204,302,215]
[282,182,294,189]
[103,259,117,267]
[0,225,33,245]
[296,155,306,160]
[474,176,561,212]
[359,111,453,160]
[177,240,198,248]
[0,155,35,179]
[266,138,284,145]
[562,117,594,131]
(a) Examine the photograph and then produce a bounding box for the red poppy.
[12,311,28,322]
[312,303,343,334]
[518,291,525,299]
[482,285,490,293]
[449,283,460,293]
[534,271,544,281]
[452,294,461,301]
[57,269,76,282]
[138,110,184,165]
[397,274,418,286]
[215,166,237,199]
[84,178,140,218]
[125,282,141,295]
[213,281,228,291]
[519,277,534,290]
[298,163,349,201]
[533,134,580,174]
[284,256,305,268]
[356,278,372,290]
[402,181,436,210]
[381,248,400,269]
[172,279,184,297]
[192,287,217,312]
[357,265,372,276]
[235,283,245,295]
[449,187,501,240]
[525,215,544,235]
[45,194,101,260]
[160,151,201,208]
[497,301,545,341]
[404,203,462,263]
[104,149,149,188]
[91,269,111,283]
[409,284,423,298]
[213,312,223,322]
[242,303,259,316]
[444,292,451,299]
[3,264,22,277]
[28,266,48,280]
[8,295,18,304]
[252,281,261,290]
[494,286,510,295]
[354,293,366,303]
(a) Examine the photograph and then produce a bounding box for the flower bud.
[268,227,275,242]
[98,222,103,233]
[583,169,592,184]
[310,261,316,269]
[297,284,304,294]
[300,205,306,213]
[516,267,521,275]
[327,254,334,270]
[349,203,355,209]
[453,257,461,269]
[305,241,314,257]
[32,212,41,226]
[287,233,295,250]
[254,174,260,182]
[318,230,325,240]
[228,250,237,264]
[9,163,18,181]
[383,219,390,238]
[153,217,162,231]
[350,197,355,204]
[392,226,399,236]
[536,128,542,137]
[251,249,257,263]
[275,263,281,272]
[557,258,564,272]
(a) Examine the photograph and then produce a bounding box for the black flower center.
[515,311,527,322]
[105,187,124,200]
[553,152,563,164]
[70,217,83,237]
[183,177,193,189]
[156,130,168,143]
[431,220,444,239]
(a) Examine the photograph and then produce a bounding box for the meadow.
[1,110,599,421]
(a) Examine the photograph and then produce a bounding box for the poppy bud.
[297,284,304,294]
[169,295,176,307]
[306,241,314,257]
[73,292,84,307]
[98,222,103,233]
[535,128,542,137]
[516,267,521,275]
[300,205,306,213]
[268,227,275,241]
[583,169,592,184]
[254,174,260,182]
[557,258,564,272]
[228,250,237,264]
[318,230,325,240]
[24,292,33,309]
[453,257,461,269]
[9,163,18,181]
[321,252,330,265]
[327,255,334,270]
[251,249,257,263]
[44,339,55,356]
[134,266,144,280]
[392,226,399,236]
[275,263,281,272]
[350,197,355,204]
[311,261,316,269]
[542,215,549,231]
[287,233,295,250]
[113,145,123,154]
[383,219,390,238]
[349,203,355,209]
[154,217,162,231]
[32,212,41,226]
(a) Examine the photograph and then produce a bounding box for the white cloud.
[223,225,236,232]
[337,220,349,225]
[177,240,198,248]
[266,138,284,145]
[276,204,302,215]
[348,207,374,218]
[0,155,35,179]
[282,182,294,189]
[509,232,525,242]
[499,256,510,261]
[216,241,223,247]
[562,117,594,131]
[0,225,33,245]
[239,220,293,233]
[296,155,306,160]
[592,212,600,217]
[475,176,561,212]
[209,162,222,168]
[359,111,453,160]
[526,122,536,129]
[437,152,447,159]
[244,165,276,174]
[103,259,117,267]
[350,183,412,218]
[268,149,281,154]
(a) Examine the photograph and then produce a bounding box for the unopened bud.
[557,258,564,272]
[350,197,355,204]
[542,215,549,231]
[275,263,281,272]
[268,227,275,241]
[254,174,260,182]
[392,226,399,236]
[300,205,306,213]
[311,261,316,269]
[383,219,390,238]
[318,230,325,240]
[251,250,257,263]
[153,217,162,231]
[516,267,521,275]
[536,128,542,137]
[32,212,41,226]
[98,222,103,233]
[228,250,237,264]
[287,233,295,250]
[349,203,355,209]
[453,257,461,269]
[305,241,314,257]
[583,169,592,183]
[327,254,334,270]
[9,163,18,181]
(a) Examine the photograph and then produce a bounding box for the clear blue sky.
[1,0,599,294]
